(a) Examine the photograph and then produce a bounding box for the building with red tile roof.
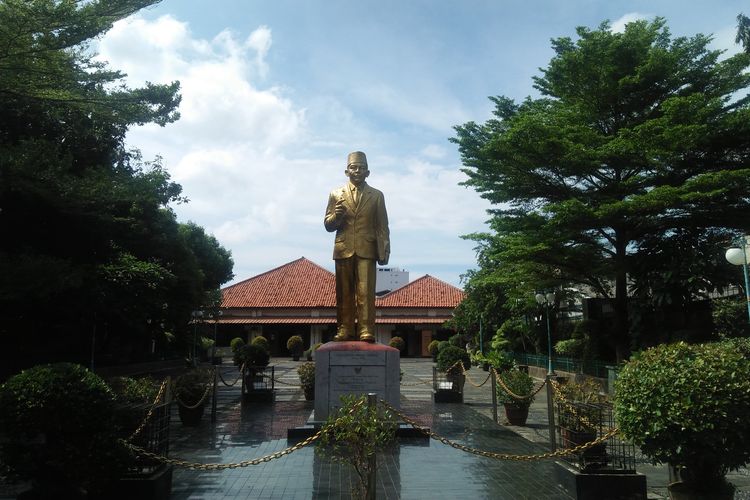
[216,257,464,356]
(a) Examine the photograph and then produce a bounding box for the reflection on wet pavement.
[169,360,572,499]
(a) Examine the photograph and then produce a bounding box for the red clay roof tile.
[221,258,464,309]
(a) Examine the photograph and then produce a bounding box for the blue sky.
[96,0,747,287]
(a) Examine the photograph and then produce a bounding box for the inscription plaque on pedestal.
[314,341,400,422]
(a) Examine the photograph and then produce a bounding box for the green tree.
[0,0,233,375]
[738,13,750,53]
[453,19,750,361]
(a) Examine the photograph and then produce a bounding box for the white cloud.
[95,14,490,287]
[611,12,652,33]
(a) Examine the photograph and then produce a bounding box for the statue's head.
[345,151,369,186]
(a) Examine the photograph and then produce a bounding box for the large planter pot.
[561,428,607,467]
[177,403,205,426]
[303,385,314,401]
[292,354,300,361]
[445,372,465,392]
[503,403,530,426]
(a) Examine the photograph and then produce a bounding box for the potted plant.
[108,376,172,500]
[173,367,212,426]
[298,362,315,400]
[287,335,304,361]
[427,340,440,361]
[251,335,270,353]
[240,343,273,398]
[230,337,246,367]
[614,341,750,499]
[485,350,514,372]
[0,363,130,499]
[436,345,470,389]
[389,335,405,352]
[496,368,535,426]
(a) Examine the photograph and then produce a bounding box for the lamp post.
[536,289,558,453]
[725,235,750,324]
[535,290,556,375]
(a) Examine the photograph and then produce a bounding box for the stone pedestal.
[313,341,400,422]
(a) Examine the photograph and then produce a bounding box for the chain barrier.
[399,373,434,387]
[457,362,492,388]
[272,375,304,386]
[491,367,547,401]
[171,371,214,410]
[380,399,619,461]
[400,378,433,387]
[122,430,324,470]
[122,392,367,470]
[217,364,243,387]
[127,378,169,442]
[549,378,598,431]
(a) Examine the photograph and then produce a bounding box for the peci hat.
[347,151,367,166]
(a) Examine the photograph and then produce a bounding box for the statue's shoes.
[359,333,375,343]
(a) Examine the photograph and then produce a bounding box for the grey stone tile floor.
[2,357,748,499]
[167,358,573,499]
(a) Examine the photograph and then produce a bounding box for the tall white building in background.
[376,267,409,294]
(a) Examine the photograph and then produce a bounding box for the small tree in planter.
[297,362,315,400]
[496,369,535,426]
[614,341,750,499]
[427,340,440,361]
[388,336,405,352]
[173,367,213,426]
[316,394,396,499]
[287,335,304,361]
[238,343,271,377]
[554,378,608,467]
[0,363,130,498]
[436,346,471,401]
[230,337,246,367]
[251,335,270,353]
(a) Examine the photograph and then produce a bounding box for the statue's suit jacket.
[324,182,390,264]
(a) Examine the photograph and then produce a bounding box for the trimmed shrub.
[287,335,304,356]
[448,333,463,348]
[174,367,213,406]
[427,340,440,356]
[298,362,315,388]
[614,341,750,493]
[230,337,246,366]
[436,346,470,374]
[389,336,405,351]
[238,343,271,368]
[0,363,130,495]
[251,335,270,353]
[495,369,535,408]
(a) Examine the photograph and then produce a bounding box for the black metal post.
[367,393,377,500]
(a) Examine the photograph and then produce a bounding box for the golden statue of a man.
[324,151,390,342]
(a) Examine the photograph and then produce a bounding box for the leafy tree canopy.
[0,0,233,374]
[452,18,750,360]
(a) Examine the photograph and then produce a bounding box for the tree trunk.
[613,231,630,363]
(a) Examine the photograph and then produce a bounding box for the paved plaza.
[2,357,749,499]
[169,358,572,499]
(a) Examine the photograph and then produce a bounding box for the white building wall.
[376,267,409,293]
